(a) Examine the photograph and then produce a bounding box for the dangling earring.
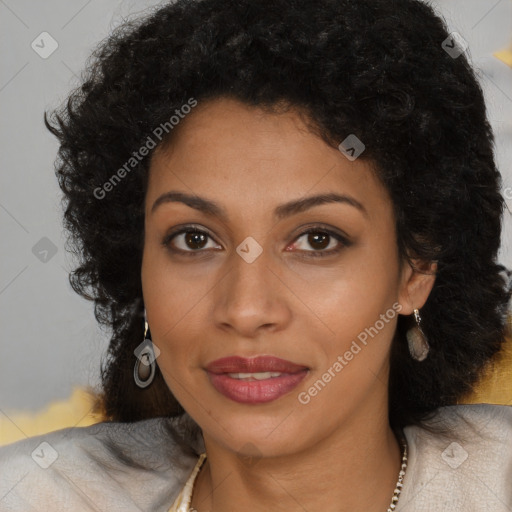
[406,308,430,361]
[134,308,158,388]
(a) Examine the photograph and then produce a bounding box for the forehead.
[146,97,392,224]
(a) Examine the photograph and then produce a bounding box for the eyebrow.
[150,191,368,220]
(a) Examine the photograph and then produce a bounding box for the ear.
[397,258,437,316]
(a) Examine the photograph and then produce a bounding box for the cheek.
[142,240,216,327]
[142,278,208,366]
[286,242,399,327]
[141,250,219,384]
[286,247,400,374]
[296,272,400,418]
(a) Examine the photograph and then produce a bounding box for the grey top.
[0,404,511,511]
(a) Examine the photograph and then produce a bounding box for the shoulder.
[0,416,202,512]
[398,404,512,512]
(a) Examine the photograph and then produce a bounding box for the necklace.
[387,433,408,511]
[181,433,408,512]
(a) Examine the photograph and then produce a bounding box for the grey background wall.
[1,0,511,413]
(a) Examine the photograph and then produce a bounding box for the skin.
[141,97,436,512]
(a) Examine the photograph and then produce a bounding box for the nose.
[212,245,292,338]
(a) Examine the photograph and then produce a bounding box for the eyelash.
[161,224,351,259]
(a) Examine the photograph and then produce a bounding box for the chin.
[199,407,313,458]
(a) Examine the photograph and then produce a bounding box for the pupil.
[186,232,207,249]
[309,233,328,250]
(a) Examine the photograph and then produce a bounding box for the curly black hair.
[44,0,512,443]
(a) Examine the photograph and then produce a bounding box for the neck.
[190,401,403,512]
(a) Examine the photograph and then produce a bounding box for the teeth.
[227,372,283,381]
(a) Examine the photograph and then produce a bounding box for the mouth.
[205,355,309,404]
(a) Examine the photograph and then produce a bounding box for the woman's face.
[141,97,433,457]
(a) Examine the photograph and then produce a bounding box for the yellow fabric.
[494,42,512,68]
[0,386,103,447]
[460,330,512,406]
[168,453,207,512]
[1,330,511,447]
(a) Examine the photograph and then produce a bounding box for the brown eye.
[305,233,330,250]
[291,227,351,258]
[162,225,221,255]
[183,231,209,250]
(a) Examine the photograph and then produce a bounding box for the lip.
[205,355,309,374]
[205,356,309,404]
